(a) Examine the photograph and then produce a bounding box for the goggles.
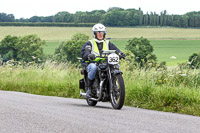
[95,31,105,34]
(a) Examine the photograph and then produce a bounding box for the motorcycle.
[79,49,125,109]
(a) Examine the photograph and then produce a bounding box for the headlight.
[99,63,107,70]
[114,64,120,69]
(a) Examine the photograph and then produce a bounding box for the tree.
[125,37,157,68]
[54,33,89,64]
[0,35,45,63]
[29,16,42,22]
[0,35,19,62]
[101,9,140,26]
[53,11,73,22]
[0,13,15,22]
[16,35,45,63]
[139,8,143,25]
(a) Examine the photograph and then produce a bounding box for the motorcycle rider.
[81,23,126,98]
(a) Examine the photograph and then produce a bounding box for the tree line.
[1,7,200,27]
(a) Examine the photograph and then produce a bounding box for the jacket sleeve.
[81,41,92,61]
[108,41,121,53]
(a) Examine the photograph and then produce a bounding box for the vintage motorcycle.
[79,49,125,109]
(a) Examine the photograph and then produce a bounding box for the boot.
[86,79,94,98]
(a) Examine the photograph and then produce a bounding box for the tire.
[86,98,97,106]
[110,74,125,109]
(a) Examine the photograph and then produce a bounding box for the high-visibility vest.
[89,39,109,56]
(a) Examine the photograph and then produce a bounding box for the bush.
[0,35,19,62]
[53,33,89,64]
[188,53,200,69]
[125,37,157,68]
[0,34,45,63]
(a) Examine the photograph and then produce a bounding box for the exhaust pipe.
[80,90,98,101]
[80,90,87,99]
[80,79,105,101]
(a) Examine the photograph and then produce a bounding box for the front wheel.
[110,74,125,109]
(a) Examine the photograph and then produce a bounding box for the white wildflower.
[179,73,186,76]
[32,56,36,59]
[170,56,176,59]
[7,63,14,66]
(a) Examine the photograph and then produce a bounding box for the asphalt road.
[0,90,200,133]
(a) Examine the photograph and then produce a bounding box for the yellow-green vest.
[89,39,109,56]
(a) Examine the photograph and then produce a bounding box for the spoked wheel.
[110,74,125,109]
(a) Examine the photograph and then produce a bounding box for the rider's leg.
[86,63,97,98]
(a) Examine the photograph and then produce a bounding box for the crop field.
[1,26,200,41]
[111,39,200,65]
[1,26,200,65]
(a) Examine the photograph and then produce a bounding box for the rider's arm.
[81,41,92,60]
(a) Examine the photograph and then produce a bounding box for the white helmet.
[92,23,106,43]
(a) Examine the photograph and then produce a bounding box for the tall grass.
[0,61,81,98]
[0,60,200,116]
[121,61,200,116]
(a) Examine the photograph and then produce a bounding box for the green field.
[1,26,200,41]
[1,26,200,66]
[112,39,200,65]
[44,39,200,66]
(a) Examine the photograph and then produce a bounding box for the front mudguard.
[112,70,123,75]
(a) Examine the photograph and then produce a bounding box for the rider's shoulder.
[83,41,92,46]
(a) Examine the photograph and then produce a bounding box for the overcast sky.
[1,0,199,19]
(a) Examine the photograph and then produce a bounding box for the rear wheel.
[86,98,97,106]
[110,74,125,109]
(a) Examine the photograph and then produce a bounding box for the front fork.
[108,66,123,96]
[108,68,114,96]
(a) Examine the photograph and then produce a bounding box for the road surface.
[0,90,200,133]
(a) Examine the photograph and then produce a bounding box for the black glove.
[88,54,96,60]
[120,52,126,59]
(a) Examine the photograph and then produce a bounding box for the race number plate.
[108,53,119,65]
